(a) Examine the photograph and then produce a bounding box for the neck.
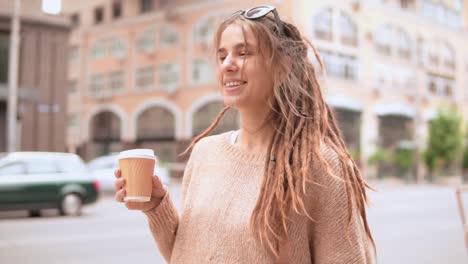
[237,106,274,155]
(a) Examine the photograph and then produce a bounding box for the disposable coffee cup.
[118,149,156,202]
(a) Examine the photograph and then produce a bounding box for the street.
[0,181,467,264]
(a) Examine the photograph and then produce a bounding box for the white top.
[230,130,239,145]
[118,149,156,160]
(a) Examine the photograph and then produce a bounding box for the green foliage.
[394,148,414,174]
[424,106,463,175]
[462,144,468,171]
[349,148,361,162]
[367,149,392,166]
[463,126,468,171]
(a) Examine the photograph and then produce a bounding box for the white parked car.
[87,154,170,192]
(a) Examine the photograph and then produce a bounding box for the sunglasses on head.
[226,5,284,35]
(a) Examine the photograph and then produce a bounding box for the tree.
[462,125,468,182]
[423,106,463,180]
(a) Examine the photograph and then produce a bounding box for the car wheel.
[28,210,41,217]
[59,193,82,216]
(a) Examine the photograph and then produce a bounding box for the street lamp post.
[7,0,21,152]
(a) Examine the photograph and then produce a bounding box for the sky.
[42,0,61,15]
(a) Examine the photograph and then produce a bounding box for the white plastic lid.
[118,149,156,161]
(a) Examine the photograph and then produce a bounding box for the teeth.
[225,81,243,87]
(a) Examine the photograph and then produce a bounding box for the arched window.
[312,8,358,47]
[338,11,357,46]
[192,101,239,136]
[91,111,121,141]
[395,28,411,59]
[375,24,412,60]
[374,25,392,55]
[136,106,176,163]
[313,8,333,41]
[137,107,175,140]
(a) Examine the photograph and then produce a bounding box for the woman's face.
[216,23,274,111]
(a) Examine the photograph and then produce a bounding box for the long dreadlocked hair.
[184,12,376,258]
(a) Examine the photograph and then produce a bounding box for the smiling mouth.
[224,81,247,88]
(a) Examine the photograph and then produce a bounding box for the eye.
[239,50,249,56]
[218,56,226,62]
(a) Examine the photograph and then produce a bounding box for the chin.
[223,94,245,109]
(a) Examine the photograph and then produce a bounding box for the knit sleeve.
[309,146,373,264]
[143,149,196,262]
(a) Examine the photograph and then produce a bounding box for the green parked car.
[0,152,100,217]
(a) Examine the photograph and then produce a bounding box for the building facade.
[63,0,468,181]
[0,0,70,152]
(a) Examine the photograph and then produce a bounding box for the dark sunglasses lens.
[245,6,273,19]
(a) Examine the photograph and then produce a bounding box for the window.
[136,66,154,90]
[313,8,333,41]
[0,162,25,175]
[194,17,215,46]
[71,13,80,27]
[193,102,239,136]
[89,41,106,60]
[159,63,178,92]
[25,159,58,174]
[338,11,357,46]
[69,80,77,94]
[192,59,212,85]
[0,32,9,83]
[421,0,462,28]
[137,107,175,140]
[89,74,105,97]
[160,0,169,8]
[374,25,392,56]
[109,38,127,58]
[110,71,124,92]
[68,114,78,128]
[160,27,178,48]
[423,40,456,70]
[440,42,455,70]
[374,63,416,91]
[395,29,411,59]
[56,158,88,173]
[94,7,104,24]
[320,50,358,80]
[400,0,415,9]
[68,46,79,64]
[426,73,455,97]
[112,1,122,19]
[140,0,153,13]
[136,27,156,53]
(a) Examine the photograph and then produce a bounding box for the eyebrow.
[217,42,256,53]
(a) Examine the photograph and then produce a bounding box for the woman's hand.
[114,169,167,212]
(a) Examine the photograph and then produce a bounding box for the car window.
[57,158,88,173]
[88,156,118,170]
[25,159,59,174]
[0,162,26,176]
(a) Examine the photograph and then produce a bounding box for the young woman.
[115,5,375,263]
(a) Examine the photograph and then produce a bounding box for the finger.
[114,169,122,178]
[125,201,147,211]
[115,177,126,191]
[152,175,166,198]
[115,189,126,203]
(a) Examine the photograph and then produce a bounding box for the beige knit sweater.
[144,131,373,263]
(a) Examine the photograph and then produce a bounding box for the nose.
[221,55,238,73]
